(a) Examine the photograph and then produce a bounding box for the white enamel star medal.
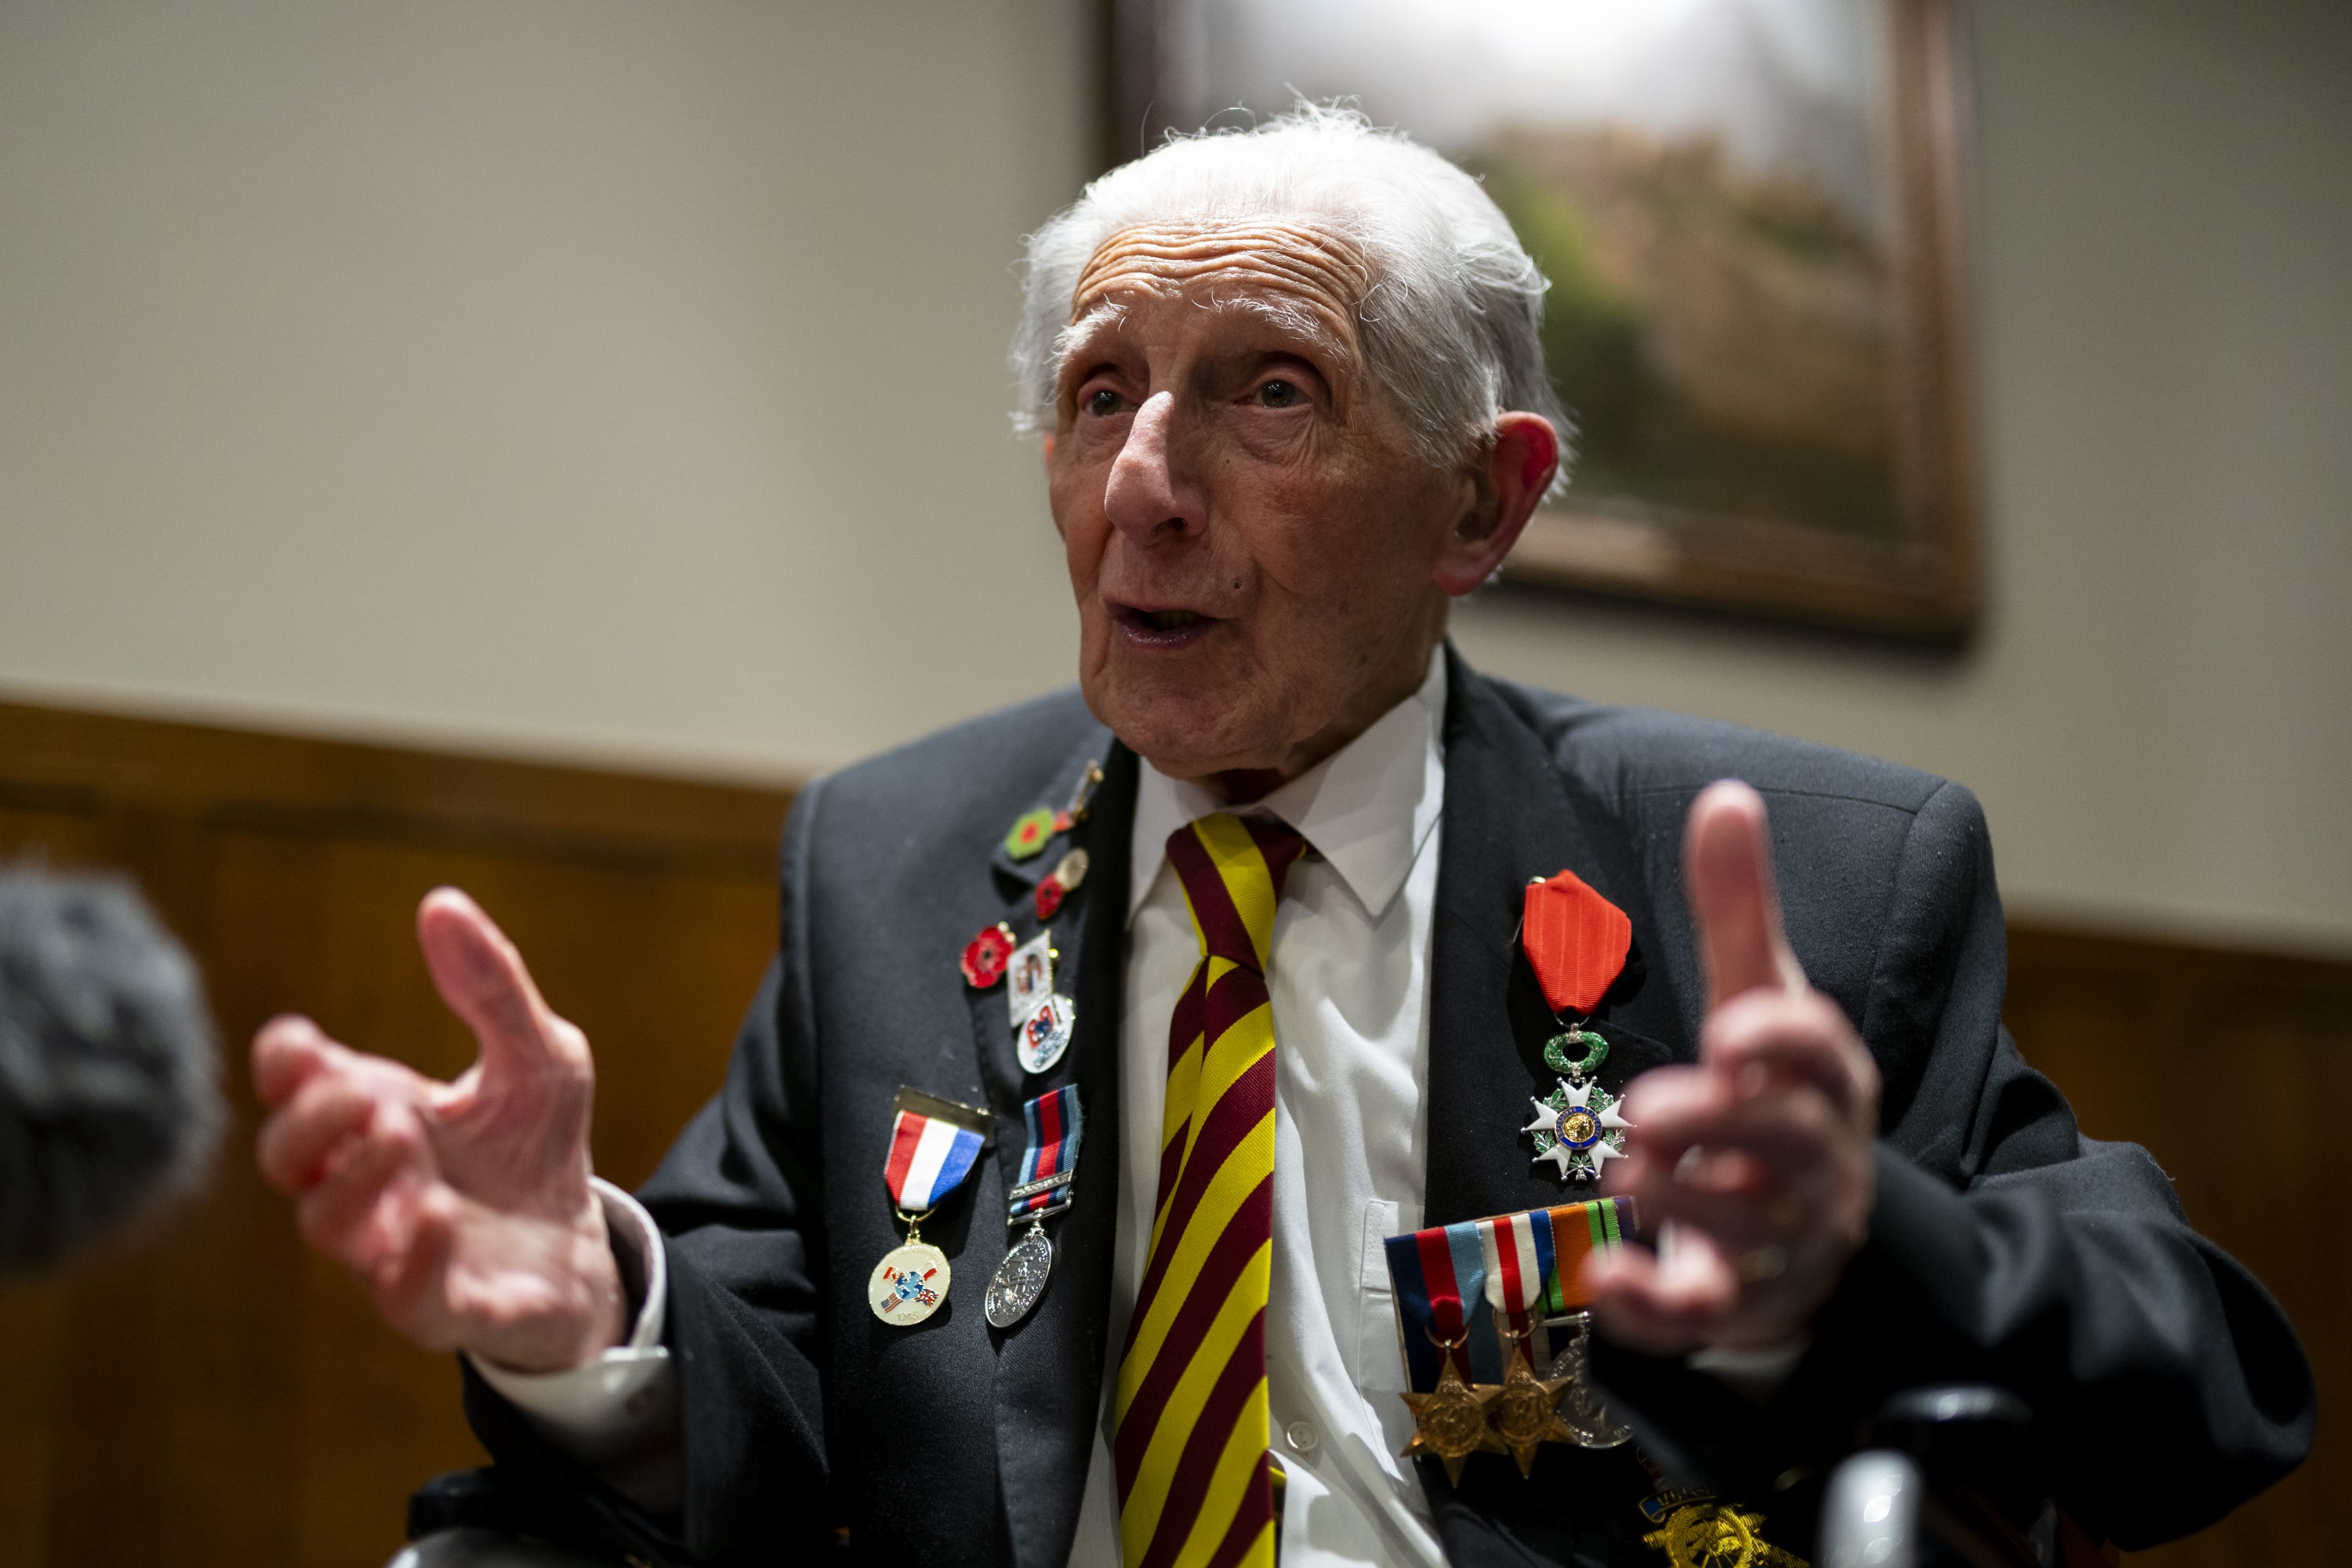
[1524,1071,1632,1181]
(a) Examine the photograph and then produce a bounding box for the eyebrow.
[1051,292,1359,393]
[1209,292,1358,376]
[1051,303,1131,387]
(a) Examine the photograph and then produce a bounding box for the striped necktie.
[1114,811,1308,1568]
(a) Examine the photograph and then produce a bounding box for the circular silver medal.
[1018,993,1076,1074]
[1544,1315,1632,1447]
[985,1225,1056,1328]
[869,1242,952,1326]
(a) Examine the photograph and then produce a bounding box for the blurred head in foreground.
[0,866,223,1278]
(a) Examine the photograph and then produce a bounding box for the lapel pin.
[961,922,1017,989]
[1004,808,1056,861]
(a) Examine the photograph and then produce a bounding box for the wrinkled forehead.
[1065,220,1373,361]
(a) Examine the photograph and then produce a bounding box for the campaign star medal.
[1489,1332,1577,1476]
[1519,871,1635,1181]
[1638,1493,1806,1568]
[1384,1200,1640,1483]
[1399,1345,1506,1486]
[870,1087,992,1327]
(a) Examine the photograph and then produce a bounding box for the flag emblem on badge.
[878,1261,939,1312]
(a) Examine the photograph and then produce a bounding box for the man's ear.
[1433,412,1559,596]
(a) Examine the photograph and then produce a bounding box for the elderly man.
[253,111,2309,1568]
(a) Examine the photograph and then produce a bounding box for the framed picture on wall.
[1109,0,1981,640]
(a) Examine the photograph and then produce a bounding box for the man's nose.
[1102,391,1203,543]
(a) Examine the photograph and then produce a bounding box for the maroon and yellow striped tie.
[1114,812,1308,1568]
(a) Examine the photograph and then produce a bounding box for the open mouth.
[1111,602,1219,647]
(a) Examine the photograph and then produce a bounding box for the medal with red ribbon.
[1519,870,1635,1181]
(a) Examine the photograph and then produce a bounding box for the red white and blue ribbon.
[1480,1206,1561,1367]
[1384,1199,1640,1394]
[1008,1084,1082,1220]
[883,1092,988,1212]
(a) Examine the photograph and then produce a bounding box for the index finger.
[1685,781,1806,1012]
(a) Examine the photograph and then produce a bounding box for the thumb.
[416,887,566,1085]
[1685,780,1805,1011]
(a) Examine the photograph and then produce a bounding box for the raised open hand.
[1587,781,1879,1355]
[252,887,625,1373]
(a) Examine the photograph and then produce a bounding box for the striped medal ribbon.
[869,1087,993,1327]
[1384,1199,1640,1481]
[985,1084,1082,1329]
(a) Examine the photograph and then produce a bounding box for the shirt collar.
[1127,645,1448,927]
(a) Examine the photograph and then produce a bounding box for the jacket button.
[1285,1420,1319,1454]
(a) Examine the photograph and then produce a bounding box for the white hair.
[1011,105,1573,493]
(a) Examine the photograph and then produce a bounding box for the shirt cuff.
[465,1178,677,1468]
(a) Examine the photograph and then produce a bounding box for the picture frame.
[1108,0,1982,640]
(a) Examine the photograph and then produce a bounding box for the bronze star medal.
[1486,1341,1577,1476]
[1398,1355,1506,1485]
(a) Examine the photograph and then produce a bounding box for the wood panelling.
[0,699,2335,1566]
[0,702,786,1567]
[2004,927,2346,1567]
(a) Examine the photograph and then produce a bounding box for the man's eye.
[1255,379,1301,409]
[1083,388,1124,418]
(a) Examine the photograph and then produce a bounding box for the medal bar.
[985,1084,1082,1329]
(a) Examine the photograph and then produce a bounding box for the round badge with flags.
[869,1243,951,1325]
[1018,993,1075,1075]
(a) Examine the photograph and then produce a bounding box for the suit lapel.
[977,738,1137,1568]
[1422,648,1688,1230]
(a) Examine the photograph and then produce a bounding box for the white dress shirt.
[1065,647,1452,1567]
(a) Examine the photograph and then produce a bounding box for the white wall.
[2,1,2347,954]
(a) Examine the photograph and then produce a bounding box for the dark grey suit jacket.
[463,649,2312,1566]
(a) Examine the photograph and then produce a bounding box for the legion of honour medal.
[869,1087,993,1327]
[1519,869,1635,1181]
[984,1083,1082,1329]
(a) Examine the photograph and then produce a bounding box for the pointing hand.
[252,888,626,1372]
[1587,781,1879,1354]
